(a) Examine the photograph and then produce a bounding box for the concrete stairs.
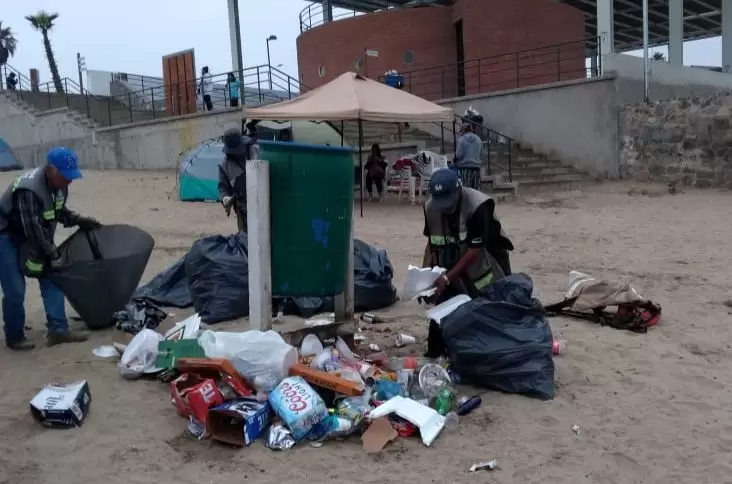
[341,121,593,197]
[0,90,98,131]
[6,90,163,127]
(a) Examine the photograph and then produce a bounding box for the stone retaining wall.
[620,93,732,188]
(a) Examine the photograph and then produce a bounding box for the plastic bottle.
[443,411,459,431]
[434,388,456,416]
[552,339,568,355]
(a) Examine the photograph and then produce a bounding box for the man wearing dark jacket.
[0,147,101,350]
[218,128,255,232]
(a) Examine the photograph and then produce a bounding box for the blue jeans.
[0,233,68,344]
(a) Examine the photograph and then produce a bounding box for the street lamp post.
[266,34,277,90]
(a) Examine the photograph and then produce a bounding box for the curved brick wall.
[297,0,586,100]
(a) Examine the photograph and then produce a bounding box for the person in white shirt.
[199,66,213,111]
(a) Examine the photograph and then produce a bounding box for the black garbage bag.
[282,239,397,317]
[185,233,249,324]
[441,273,555,400]
[133,257,192,308]
[50,224,155,330]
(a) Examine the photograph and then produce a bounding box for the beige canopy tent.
[247,71,454,123]
[248,72,456,215]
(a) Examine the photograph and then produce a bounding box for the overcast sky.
[1,0,727,83]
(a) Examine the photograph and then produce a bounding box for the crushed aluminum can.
[187,416,207,440]
[469,460,499,472]
[265,423,296,451]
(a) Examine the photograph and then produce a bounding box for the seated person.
[365,143,387,201]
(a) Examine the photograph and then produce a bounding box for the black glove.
[76,216,102,232]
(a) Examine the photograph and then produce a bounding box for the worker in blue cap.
[0,147,101,350]
[422,168,514,303]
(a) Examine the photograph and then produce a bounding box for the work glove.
[76,216,102,232]
[222,196,234,217]
[49,251,66,270]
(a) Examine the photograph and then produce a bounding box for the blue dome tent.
[0,137,21,172]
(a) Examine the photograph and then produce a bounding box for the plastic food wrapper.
[118,329,163,379]
[368,396,446,446]
[266,423,296,450]
[199,330,297,392]
[401,265,446,300]
[426,294,472,326]
[268,376,329,441]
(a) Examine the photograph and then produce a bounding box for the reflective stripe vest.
[424,187,505,295]
[0,167,68,235]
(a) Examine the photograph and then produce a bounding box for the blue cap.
[428,168,461,212]
[47,147,82,181]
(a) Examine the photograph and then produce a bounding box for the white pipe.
[643,0,650,102]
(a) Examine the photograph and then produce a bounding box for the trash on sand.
[174,358,254,398]
[289,363,365,396]
[268,376,329,441]
[304,318,332,327]
[310,441,324,448]
[552,339,567,355]
[395,333,416,347]
[573,424,580,435]
[426,294,471,326]
[30,380,92,429]
[113,298,168,335]
[457,395,482,416]
[402,265,446,300]
[300,334,324,357]
[118,329,164,379]
[418,364,454,397]
[92,345,120,358]
[369,344,381,352]
[360,313,386,324]
[207,398,272,447]
[362,417,398,453]
[265,423,296,450]
[170,374,224,433]
[335,336,358,360]
[469,460,499,472]
[163,313,201,341]
[368,396,446,447]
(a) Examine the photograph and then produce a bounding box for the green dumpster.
[259,140,354,297]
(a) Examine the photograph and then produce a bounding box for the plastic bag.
[185,233,250,323]
[268,376,329,441]
[134,257,192,308]
[300,334,324,357]
[118,329,163,380]
[199,330,297,392]
[50,225,155,329]
[441,273,555,400]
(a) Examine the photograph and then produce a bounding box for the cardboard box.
[289,363,364,396]
[30,380,92,428]
[207,399,272,447]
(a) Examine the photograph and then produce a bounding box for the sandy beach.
[0,170,731,484]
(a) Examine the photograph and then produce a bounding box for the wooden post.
[334,217,355,322]
[246,159,272,331]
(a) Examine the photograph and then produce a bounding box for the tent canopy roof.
[247,72,455,123]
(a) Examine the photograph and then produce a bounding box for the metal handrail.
[0,63,33,91]
[380,36,602,100]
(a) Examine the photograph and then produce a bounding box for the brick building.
[297,0,587,100]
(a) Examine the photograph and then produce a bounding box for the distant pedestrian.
[454,123,483,190]
[199,66,213,111]
[5,72,18,91]
[227,72,241,108]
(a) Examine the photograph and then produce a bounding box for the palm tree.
[652,52,666,62]
[0,22,18,67]
[25,11,64,93]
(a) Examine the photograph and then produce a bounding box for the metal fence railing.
[379,37,602,100]
[0,63,305,127]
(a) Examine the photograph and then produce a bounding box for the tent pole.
[340,121,344,146]
[358,118,364,218]
[440,122,445,154]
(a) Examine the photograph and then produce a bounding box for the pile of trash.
[104,313,484,451]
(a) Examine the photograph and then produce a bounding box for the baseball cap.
[428,168,461,212]
[47,147,82,181]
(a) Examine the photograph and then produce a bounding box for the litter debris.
[552,339,567,355]
[207,399,272,447]
[360,313,386,324]
[30,380,92,429]
[265,423,296,451]
[369,396,446,446]
[92,345,120,358]
[362,417,398,453]
[395,333,416,347]
[268,376,329,441]
[113,298,168,335]
[118,329,164,379]
[402,265,446,300]
[369,344,381,352]
[469,460,499,472]
[573,424,580,435]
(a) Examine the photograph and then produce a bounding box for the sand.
[0,171,731,484]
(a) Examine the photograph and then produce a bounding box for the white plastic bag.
[402,265,446,300]
[118,329,164,380]
[300,334,324,357]
[199,330,298,392]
